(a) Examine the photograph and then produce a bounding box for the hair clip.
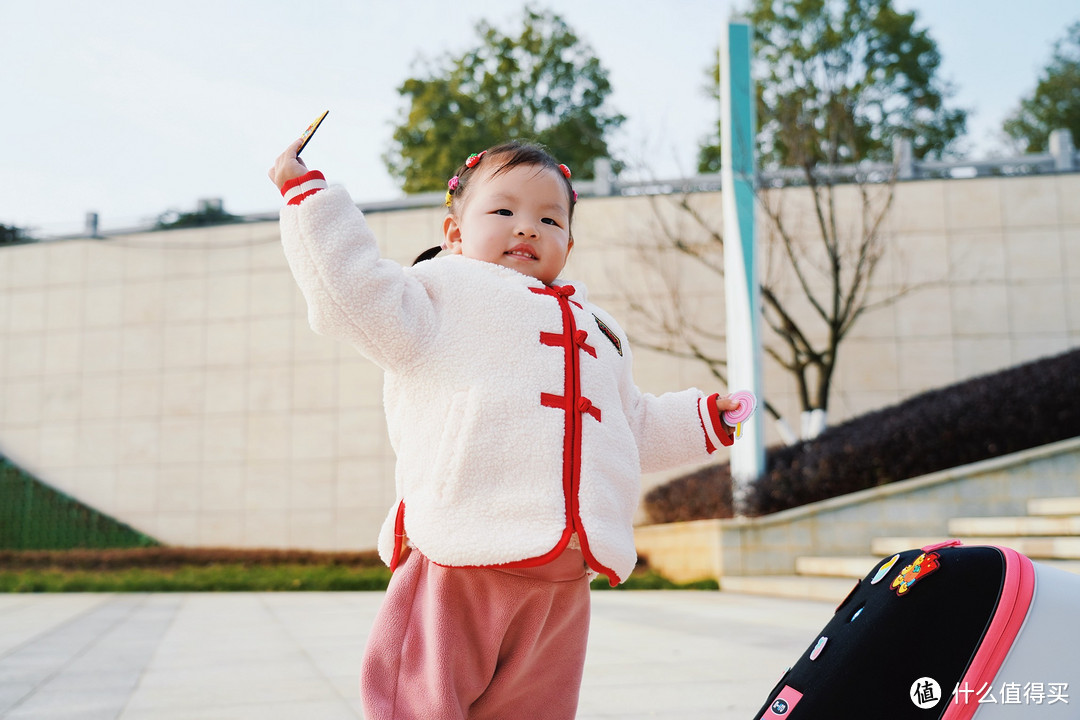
[559,164,572,179]
[445,176,460,207]
[465,151,487,168]
[573,190,578,203]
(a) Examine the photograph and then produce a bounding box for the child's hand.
[715,393,740,414]
[268,137,309,192]
[715,393,741,433]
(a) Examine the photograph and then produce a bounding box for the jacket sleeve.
[278,174,437,370]
[615,329,733,473]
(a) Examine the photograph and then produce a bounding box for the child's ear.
[443,214,463,254]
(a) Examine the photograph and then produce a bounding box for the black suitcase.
[753,540,1078,719]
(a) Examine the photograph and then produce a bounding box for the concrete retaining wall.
[3,171,1079,549]
[634,436,1080,582]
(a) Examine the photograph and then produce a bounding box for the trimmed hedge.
[1,457,160,550]
[642,463,734,525]
[644,347,1080,522]
[0,547,389,593]
[0,548,716,592]
[0,547,384,570]
[0,565,393,593]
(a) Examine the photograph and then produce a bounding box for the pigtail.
[412,246,443,265]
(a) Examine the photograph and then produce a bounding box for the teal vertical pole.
[721,20,764,499]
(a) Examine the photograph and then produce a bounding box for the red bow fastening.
[572,329,597,358]
[556,285,575,297]
[576,397,601,421]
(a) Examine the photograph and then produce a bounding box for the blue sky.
[1,0,1076,236]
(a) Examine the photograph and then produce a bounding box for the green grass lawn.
[0,548,717,592]
[0,561,716,593]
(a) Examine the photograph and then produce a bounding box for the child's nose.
[515,223,538,238]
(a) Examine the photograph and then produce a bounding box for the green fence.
[0,456,159,550]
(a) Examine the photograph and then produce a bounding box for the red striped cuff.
[698,393,734,453]
[281,170,327,205]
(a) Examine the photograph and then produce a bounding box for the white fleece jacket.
[279,175,731,585]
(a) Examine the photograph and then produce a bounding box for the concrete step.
[1028,497,1080,516]
[797,553,1080,581]
[795,555,881,579]
[948,515,1080,537]
[871,536,1080,560]
[720,574,856,603]
[869,537,957,555]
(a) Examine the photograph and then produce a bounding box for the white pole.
[720,19,764,499]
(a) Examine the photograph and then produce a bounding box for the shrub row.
[0,547,384,571]
[644,347,1080,522]
[642,463,734,525]
[1,458,159,550]
[0,565,392,593]
[0,566,717,593]
[0,555,716,593]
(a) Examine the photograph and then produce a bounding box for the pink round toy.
[722,390,757,426]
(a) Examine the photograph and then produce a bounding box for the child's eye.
[495,209,513,216]
[541,217,560,227]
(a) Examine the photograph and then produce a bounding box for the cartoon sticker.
[891,552,942,596]
[871,553,901,584]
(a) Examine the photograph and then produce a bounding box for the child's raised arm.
[271,142,438,371]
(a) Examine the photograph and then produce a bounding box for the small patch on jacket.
[593,315,623,356]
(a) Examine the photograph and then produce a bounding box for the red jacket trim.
[699,393,734,453]
[281,170,327,205]
[532,285,620,584]
[389,499,406,572]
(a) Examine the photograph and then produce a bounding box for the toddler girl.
[269,138,738,720]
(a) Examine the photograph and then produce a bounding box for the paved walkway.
[0,591,835,720]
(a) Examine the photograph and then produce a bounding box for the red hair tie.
[559,164,572,179]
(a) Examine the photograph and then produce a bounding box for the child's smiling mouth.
[506,245,538,260]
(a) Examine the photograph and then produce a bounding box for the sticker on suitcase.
[870,553,900,584]
[762,686,803,717]
[891,551,941,596]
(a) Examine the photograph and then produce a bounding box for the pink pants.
[360,547,591,720]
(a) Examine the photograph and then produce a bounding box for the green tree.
[155,202,241,230]
[385,7,625,193]
[626,0,964,444]
[699,0,966,172]
[1004,21,1080,153]
[1,223,34,245]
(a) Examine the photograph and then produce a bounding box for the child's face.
[443,163,573,285]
